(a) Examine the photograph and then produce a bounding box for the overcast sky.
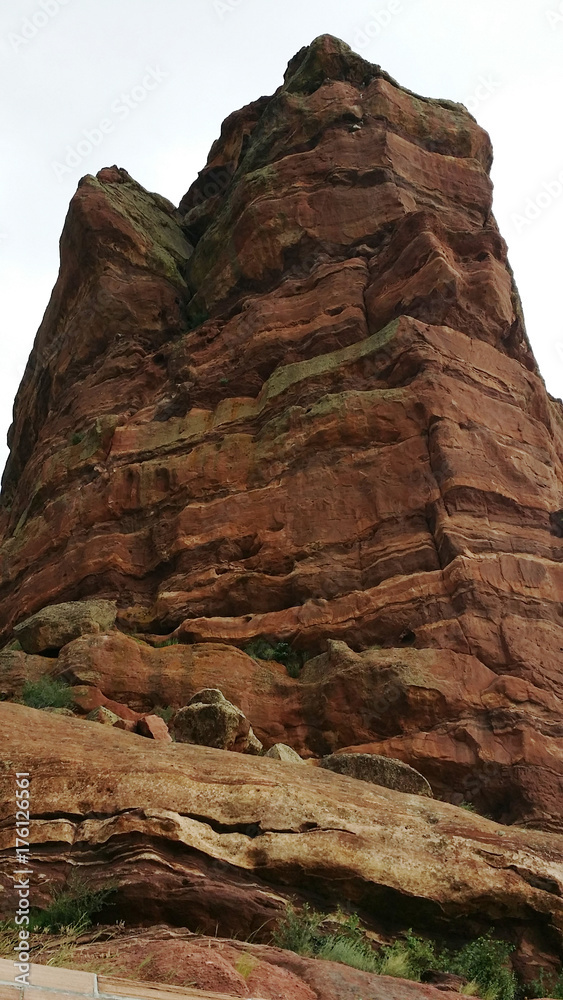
[1,0,562,477]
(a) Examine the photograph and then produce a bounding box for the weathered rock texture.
[23,924,479,1000]
[319,752,433,796]
[1,702,563,980]
[1,33,563,971]
[13,599,117,653]
[172,687,262,753]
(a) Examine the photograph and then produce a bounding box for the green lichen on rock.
[89,171,192,286]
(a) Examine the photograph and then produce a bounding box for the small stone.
[86,706,121,726]
[114,718,137,733]
[264,743,304,763]
[137,714,172,742]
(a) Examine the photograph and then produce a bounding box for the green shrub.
[272,903,325,956]
[30,876,117,933]
[243,639,308,678]
[21,677,74,710]
[271,904,517,1000]
[446,935,517,1000]
[153,637,179,648]
[70,431,86,446]
[153,705,174,723]
[528,969,563,998]
[317,935,378,972]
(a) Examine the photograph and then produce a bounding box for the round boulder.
[319,753,432,797]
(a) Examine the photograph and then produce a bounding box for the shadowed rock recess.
[2,34,563,986]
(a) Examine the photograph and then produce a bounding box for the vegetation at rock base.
[21,676,74,710]
[153,704,174,723]
[29,876,118,933]
[528,969,563,999]
[234,952,257,980]
[272,904,520,1000]
[0,921,126,974]
[243,638,309,677]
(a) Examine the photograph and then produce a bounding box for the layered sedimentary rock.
[1,34,563,976]
[1,702,563,982]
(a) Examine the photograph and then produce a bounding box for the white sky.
[1,0,562,478]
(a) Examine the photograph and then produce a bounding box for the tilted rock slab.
[46,632,563,829]
[1,703,563,970]
[0,34,563,835]
[38,926,484,1000]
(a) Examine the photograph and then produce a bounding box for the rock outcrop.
[1,31,563,988]
[1,702,563,981]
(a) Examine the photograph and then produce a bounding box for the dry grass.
[235,952,257,980]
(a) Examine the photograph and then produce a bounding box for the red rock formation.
[1,35,563,969]
[1,702,563,983]
[29,925,483,1000]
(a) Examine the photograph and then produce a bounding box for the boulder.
[264,743,304,763]
[13,600,117,654]
[171,688,263,754]
[137,714,172,742]
[319,753,433,797]
[86,706,121,727]
[70,684,141,722]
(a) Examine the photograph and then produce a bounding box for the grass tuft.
[21,677,74,710]
[271,904,518,1000]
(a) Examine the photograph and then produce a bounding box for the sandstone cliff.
[1,34,563,993]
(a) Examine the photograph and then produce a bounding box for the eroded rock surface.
[0,38,561,836]
[27,924,476,1000]
[1,702,563,976]
[0,33,563,981]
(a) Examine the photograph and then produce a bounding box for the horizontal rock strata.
[1,703,563,972]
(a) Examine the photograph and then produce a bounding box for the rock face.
[1,31,563,984]
[172,688,263,753]
[1,702,563,980]
[319,752,433,797]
